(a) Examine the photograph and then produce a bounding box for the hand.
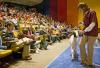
[78,30,85,35]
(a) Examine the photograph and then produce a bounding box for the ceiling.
[0,0,43,6]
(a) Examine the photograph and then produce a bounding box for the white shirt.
[84,22,95,32]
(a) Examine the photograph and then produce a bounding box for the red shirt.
[83,9,98,37]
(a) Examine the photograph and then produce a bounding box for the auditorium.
[0,0,100,68]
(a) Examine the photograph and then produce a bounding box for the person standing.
[78,2,98,66]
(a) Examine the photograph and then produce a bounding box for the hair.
[78,2,88,9]
[5,21,13,27]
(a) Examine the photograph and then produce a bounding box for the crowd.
[0,2,99,67]
[0,2,74,66]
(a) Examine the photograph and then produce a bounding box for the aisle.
[9,39,70,68]
[47,42,100,68]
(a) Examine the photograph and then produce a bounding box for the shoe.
[84,60,93,66]
[3,62,9,67]
[44,48,48,50]
[23,56,32,60]
[39,48,43,50]
[30,50,36,53]
[81,60,87,65]
[71,58,76,61]
[81,62,86,65]
[85,64,95,68]
[71,53,78,61]
[81,61,94,67]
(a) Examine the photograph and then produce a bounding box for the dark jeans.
[40,40,48,50]
[30,41,36,49]
[0,45,7,49]
[51,35,60,43]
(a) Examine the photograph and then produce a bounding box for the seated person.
[61,28,67,39]
[0,20,5,31]
[51,28,60,43]
[22,27,36,43]
[15,28,32,60]
[0,36,7,49]
[55,28,61,41]
[39,28,48,50]
[45,28,52,44]
[0,21,7,49]
[23,27,43,52]
[1,22,15,49]
[23,27,35,40]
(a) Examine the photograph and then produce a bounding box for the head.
[0,22,2,27]
[6,22,14,31]
[78,2,89,13]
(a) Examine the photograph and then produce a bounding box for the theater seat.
[0,46,23,58]
[0,50,12,58]
[11,46,23,52]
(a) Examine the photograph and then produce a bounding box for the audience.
[0,2,71,65]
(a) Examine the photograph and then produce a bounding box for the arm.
[84,11,97,32]
[84,22,95,32]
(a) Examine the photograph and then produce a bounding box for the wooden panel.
[57,0,67,22]
[67,0,79,27]
[49,0,58,20]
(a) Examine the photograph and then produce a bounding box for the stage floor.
[47,38,100,68]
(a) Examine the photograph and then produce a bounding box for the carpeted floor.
[8,39,70,68]
[47,39,100,68]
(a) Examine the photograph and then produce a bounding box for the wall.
[67,0,79,26]
[49,0,58,20]
[57,0,67,23]
[34,0,50,15]
[49,0,79,27]
[35,0,79,27]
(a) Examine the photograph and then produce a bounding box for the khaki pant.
[80,35,96,65]
[22,44,30,59]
